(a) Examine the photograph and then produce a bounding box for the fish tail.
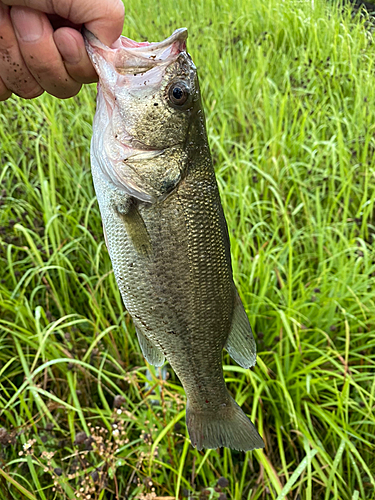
[186,395,264,451]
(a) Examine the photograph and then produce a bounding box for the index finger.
[2,0,125,45]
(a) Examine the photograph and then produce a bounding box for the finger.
[3,0,124,46]
[0,75,12,100]
[11,6,81,98]
[53,27,97,84]
[0,2,43,98]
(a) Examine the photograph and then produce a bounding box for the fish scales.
[85,27,264,451]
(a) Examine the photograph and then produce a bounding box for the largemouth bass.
[84,28,264,451]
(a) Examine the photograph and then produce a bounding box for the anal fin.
[225,291,257,369]
[135,325,165,367]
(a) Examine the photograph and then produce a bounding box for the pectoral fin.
[135,325,165,367]
[115,198,152,258]
[225,292,256,369]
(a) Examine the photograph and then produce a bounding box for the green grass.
[1,0,375,498]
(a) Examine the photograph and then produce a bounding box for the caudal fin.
[186,396,264,451]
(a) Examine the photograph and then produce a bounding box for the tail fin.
[186,396,264,451]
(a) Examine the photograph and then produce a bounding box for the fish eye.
[168,81,189,106]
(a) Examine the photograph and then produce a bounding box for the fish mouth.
[84,27,190,142]
[121,145,166,163]
[84,27,188,76]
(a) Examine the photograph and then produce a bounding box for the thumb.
[83,0,125,46]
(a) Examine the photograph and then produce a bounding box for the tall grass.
[0,0,374,498]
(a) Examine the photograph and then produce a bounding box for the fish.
[84,27,264,452]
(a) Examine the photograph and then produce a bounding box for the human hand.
[0,0,124,100]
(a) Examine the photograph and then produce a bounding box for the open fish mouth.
[84,27,188,78]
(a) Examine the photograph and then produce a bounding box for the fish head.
[85,28,202,202]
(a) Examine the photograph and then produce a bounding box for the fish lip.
[117,137,184,162]
[83,27,103,58]
[125,142,184,161]
[83,27,188,50]
[119,28,188,52]
[124,148,166,162]
[83,27,188,75]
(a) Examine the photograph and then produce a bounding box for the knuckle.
[50,83,81,99]
[66,66,97,85]
[4,73,43,98]
[7,78,42,98]
[0,77,12,100]
[16,86,44,99]
[0,89,12,101]
[0,52,44,98]
[20,57,81,98]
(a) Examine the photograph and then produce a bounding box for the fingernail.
[55,31,81,65]
[12,8,44,42]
